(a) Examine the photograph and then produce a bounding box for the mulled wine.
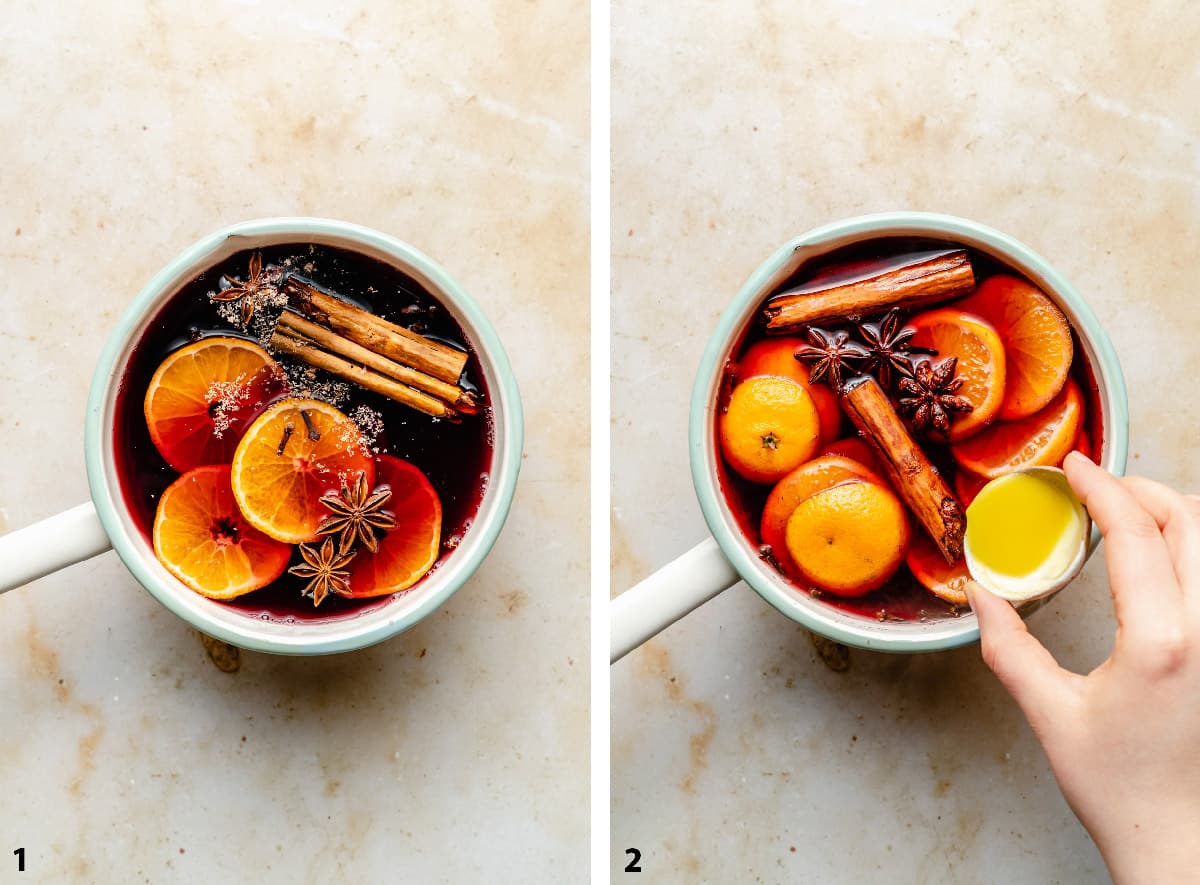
[113,243,493,622]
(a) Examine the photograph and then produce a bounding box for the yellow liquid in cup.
[965,472,1081,579]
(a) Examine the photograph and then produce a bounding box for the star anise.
[316,470,396,554]
[794,327,869,390]
[896,357,974,435]
[856,308,933,390]
[288,537,356,606]
[212,252,275,325]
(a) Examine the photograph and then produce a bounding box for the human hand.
[968,451,1200,885]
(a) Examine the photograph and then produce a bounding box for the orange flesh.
[906,308,1007,442]
[143,337,286,472]
[231,398,376,543]
[905,529,970,605]
[955,275,1074,420]
[153,465,292,598]
[951,379,1083,479]
[344,455,443,597]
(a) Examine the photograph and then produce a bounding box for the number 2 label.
[624,847,641,872]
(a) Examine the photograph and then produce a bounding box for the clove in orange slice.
[230,398,375,543]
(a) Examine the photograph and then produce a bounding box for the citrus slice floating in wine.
[143,337,288,472]
[950,379,1083,479]
[906,308,1007,442]
[344,455,442,597]
[905,529,970,605]
[231,398,375,543]
[153,465,292,598]
[956,275,1074,420]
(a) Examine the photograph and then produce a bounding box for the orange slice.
[153,465,292,598]
[956,275,1074,420]
[739,337,844,444]
[344,456,443,597]
[231,398,375,543]
[784,479,910,597]
[905,530,970,605]
[760,455,884,578]
[950,379,1083,479]
[718,376,821,484]
[144,337,288,472]
[907,308,1006,442]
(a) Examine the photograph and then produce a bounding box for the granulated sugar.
[276,361,352,407]
[328,411,374,460]
[348,404,385,453]
[205,376,254,438]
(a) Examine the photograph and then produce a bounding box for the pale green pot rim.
[85,218,523,655]
[689,211,1129,653]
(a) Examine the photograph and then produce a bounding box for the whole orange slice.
[950,379,1083,479]
[231,398,375,543]
[344,456,443,597]
[739,337,844,444]
[719,376,821,484]
[144,337,288,472]
[760,454,884,578]
[905,529,970,605]
[956,275,1074,420]
[907,308,1006,442]
[784,479,910,597]
[153,465,292,598]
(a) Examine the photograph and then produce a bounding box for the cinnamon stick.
[840,376,965,565]
[284,278,468,385]
[762,249,975,333]
[276,311,479,414]
[269,328,460,421]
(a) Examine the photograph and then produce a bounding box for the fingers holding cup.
[1063,453,1184,647]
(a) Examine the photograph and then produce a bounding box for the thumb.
[967,581,1074,726]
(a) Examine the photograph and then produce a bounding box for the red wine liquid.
[112,243,493,623]
[719,238,1103,623]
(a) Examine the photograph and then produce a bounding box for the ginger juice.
[964,468,1088,601]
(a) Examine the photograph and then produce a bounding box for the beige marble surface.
[0,1,587,881]
[612,2,1200,882]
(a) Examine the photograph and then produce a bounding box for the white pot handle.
[0,502,113,593]
[610,537,740,663]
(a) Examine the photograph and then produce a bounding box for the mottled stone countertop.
[0,2,587,882]
[612,2,1199,882]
